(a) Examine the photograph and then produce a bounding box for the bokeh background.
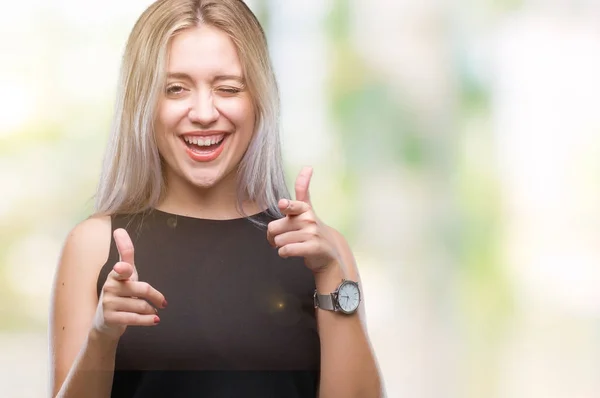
[2,0,600,397]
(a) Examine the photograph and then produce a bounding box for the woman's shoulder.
[58,214,113,274]
[67,214,112,245]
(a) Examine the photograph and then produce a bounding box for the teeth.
[183,135,224,146]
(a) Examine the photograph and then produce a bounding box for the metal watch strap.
[313,291,336,311]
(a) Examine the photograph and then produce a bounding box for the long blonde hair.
[94,0,288,219]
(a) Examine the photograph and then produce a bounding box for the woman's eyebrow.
[166,72,192,80]
[213,75,245,84]
[165,73,245,85]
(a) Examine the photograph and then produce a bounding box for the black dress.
[96,209,321,397]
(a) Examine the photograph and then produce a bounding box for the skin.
[155,24,258,219]
[49,24,382,398]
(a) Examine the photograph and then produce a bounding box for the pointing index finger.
[111,261,135,281]
[278,199,311,216]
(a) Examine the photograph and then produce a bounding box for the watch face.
[337,281,360,314]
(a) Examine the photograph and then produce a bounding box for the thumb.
[295,166,313,204]
[113,228,138,281]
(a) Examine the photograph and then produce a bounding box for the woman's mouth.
[181,133,228,162]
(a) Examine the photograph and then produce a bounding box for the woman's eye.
[166,85,185,95]
[218,87,241,95]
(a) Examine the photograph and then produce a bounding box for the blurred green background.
[2,0,600,397]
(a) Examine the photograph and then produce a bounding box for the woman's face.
[155,24,255,190]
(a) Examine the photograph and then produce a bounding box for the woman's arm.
[49,216,117,398]
[267,166,384,397]
[315,227,383,398]
[52,330,119,398]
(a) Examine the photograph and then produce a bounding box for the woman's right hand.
[92,228,167,341]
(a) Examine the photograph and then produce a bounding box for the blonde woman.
[49,0,382,397]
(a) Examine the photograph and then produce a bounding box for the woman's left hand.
[267,167,341,274]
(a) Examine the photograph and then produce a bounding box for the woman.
[49,0,382,397]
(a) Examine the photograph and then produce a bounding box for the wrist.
[81,328,120,372]
[313,262,346,293]
[313,264,362,315]
[88,328,120,349]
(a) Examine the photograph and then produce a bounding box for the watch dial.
[338,282,360,313]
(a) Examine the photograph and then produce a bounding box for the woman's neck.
[156,169,262,220]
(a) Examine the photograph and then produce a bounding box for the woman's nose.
[187,92,219,126]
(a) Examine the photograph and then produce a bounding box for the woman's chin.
[188,175,219,189]
[166,157,237,191]
[184,169,227,190]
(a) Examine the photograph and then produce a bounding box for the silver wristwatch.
[313,279,361,315]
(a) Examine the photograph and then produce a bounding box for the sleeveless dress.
[95,209,321,397]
